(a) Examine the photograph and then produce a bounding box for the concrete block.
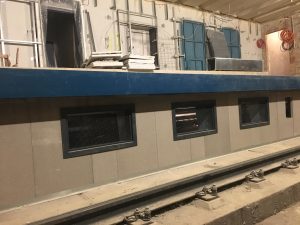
[29,100,94,197]
[0,101,35,210]
[155,101,191,169]
[276,92,294,140]
[194,198,225,210]
[116,104,159,179]
[205,96,231,158]
[92,151,118,185]
[190,137,206,161]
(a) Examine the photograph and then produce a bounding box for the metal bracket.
[245,169,265,183]
[195,184,219,201]
[173,54,185,58]
[171,36,184,40]
[170,17,182,23]
[282,158,299,169]
[124,208,151,224]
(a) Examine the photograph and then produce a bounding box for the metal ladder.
[0,0,44,67]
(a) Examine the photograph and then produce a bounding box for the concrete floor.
[257,202,300,225]
[151,167,300,225]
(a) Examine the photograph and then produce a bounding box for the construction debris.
[83,51,124,69]
[0,54,11,67]
[0,48,20,67]
[121,55,156,71]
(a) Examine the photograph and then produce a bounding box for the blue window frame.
[221,28,241,58]
[182,20,206,70]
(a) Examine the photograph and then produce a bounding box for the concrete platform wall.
[0,91,297,210]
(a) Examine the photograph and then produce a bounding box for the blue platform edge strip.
[1,68,300,99]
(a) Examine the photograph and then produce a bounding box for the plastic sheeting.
[40,0,84,67]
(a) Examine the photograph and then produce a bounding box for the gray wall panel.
[0,101,35,210]
[0,91,299,209]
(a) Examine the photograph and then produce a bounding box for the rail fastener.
[245,169,265,183]
[281,158,299,169]
[123,208,152,224]
[195,184,219,201]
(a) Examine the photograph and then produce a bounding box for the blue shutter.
[182,21,206,70]
[221,28,241,58]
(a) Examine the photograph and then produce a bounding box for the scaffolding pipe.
[34,0,45,67]
[116,9,122,51]
[172,7,179,70]
[30,2,39,67]
[0,39,42,45]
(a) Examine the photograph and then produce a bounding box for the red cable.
[280,29,295,44]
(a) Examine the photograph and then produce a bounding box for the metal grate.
[67,111,132,150]
[172,101,217,140]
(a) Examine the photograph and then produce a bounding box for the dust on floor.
[257,201,300,225]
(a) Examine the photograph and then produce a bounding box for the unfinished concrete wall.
[83,0,262,70]
[0,91,298,210]
[0,0,262,69]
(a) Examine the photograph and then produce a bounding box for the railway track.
[33,147,300,225]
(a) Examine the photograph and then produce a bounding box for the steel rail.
[30,146,300,225]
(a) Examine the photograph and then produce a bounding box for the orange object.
[280,29,295,44]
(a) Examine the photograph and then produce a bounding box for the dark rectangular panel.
[239,97,269,129]
[207,57,263,72]
[172,101,217,140]
[285,97,292,118]
[61,104,137,158]
[206,29,230,58]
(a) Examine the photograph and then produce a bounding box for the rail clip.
[282,158,299,169]
[124,208,151,224]
[245,169,265,183]
[195,184,219,201]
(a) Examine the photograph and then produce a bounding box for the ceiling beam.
[217,0,278,17]
[199,0,232,11]
[240,0,300,19]
[253,2,300,23]
[160,0,300,23]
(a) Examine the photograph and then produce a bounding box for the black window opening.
[285,97,293,118]
[61,105,137,158]
[172,101,217,140]
[239,97,270,129]
[45,9,82,68]
[149,28,159,68]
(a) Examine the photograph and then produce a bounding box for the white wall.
[0,0,263,69]
[0,0,37,67]
[83,0,263,70]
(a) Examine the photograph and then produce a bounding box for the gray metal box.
[207,57,263,72]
